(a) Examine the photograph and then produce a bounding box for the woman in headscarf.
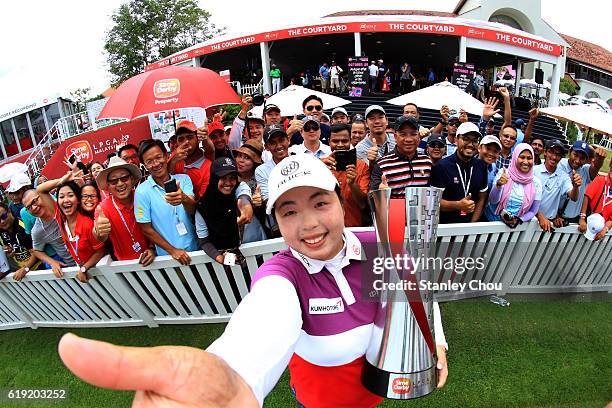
[487,143,542,228]
[195,158,248,264]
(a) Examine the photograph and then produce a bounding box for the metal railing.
[231,78,264,96]
[0,221,609,330]
[23,111,123,179]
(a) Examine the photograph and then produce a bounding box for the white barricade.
[0,222,609,330]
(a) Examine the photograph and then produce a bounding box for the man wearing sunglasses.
[426,134,447,166]
[431,122,489,224]
[443,115,461,157]
[288,116,331,158]
[288,95,331,146]
[94,156,156,266]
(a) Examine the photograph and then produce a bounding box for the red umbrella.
[97,66,240,120]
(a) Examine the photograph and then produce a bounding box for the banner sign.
[451,62,475,92]
[347,56,369,89]
[146,19,563,70]
[41,117,151,180]
[219,69,231,84]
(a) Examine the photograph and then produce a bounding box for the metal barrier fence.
[0,221,609,330]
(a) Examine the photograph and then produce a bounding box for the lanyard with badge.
[156,182,188,236]
[456,163,472,216]
[64,220,83,266]
[111,196,142,253]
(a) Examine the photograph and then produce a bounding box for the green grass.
[0,298,610,407]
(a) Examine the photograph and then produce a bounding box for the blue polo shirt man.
[135,173,198,255]
[558,141,592,221]
[430,122,489,224]
[533,139,580,230]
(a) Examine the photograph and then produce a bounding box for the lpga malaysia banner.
[147,20,562,70]
[41,117,151,180]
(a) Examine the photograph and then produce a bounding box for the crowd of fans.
[0,89,609,281]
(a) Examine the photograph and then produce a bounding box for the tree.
[69,87,92,113]
[559,77,578,96]
[104,0,224,86]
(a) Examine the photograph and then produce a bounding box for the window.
[29,108,47,143]
[0,120,15,145]
[489,15,522,31]
[44,103,61,128]
[585,91,600,99]
[13,113,31,141]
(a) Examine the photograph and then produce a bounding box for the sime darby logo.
[66,141,93,163]
[153,79,181,98]
[392,378,412,394]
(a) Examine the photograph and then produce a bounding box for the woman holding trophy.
[58,154,448,407]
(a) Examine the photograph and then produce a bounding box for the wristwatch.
[79,266,87,274]
[24,267,30,273]
[439,120,448,126]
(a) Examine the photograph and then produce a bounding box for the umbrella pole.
[172,111,177,134]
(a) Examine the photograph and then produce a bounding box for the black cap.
[211,157,237,177]
[487,117,495,124]
[264,104,280,113]
[545,139,566,153]
[394,115,419,131]
[427,133,445,145]
[263,124,287,143]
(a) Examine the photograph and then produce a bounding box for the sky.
[0,0,609,113]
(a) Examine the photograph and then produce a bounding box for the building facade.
[0,96,75,162]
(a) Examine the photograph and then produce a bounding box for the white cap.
[7,172,32,193]
[224,125,232,132]
[331,107,348,117]
[365,105,386,118]
[480,135,502,149]
[585,213,605,240]
[456,122,480,137]
[266,154,338,214]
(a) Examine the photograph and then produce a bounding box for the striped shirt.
[369,148,432,197]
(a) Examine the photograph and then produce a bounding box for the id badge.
[132,242,142,253]
[176,222,188,236]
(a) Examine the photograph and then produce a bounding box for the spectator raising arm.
[498,87,512,129]
[523,108,539,145]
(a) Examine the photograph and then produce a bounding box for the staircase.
[332,94,567,145]
[24,111,123,179]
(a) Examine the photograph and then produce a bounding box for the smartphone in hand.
[164,179,178,193]
[334,149,357,171]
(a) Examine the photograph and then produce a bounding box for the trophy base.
[361,360,437,399]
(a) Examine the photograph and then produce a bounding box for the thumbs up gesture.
[287,114,303,135]
[496,167,509,188]
[252,184,262,208]
[196,120,209,143]
[94,206,111,240]
[571,169,582,187]
[459,193,475,213]
[367,138,379,163]
[378,174,389,190]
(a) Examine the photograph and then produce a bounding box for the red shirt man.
[94,157,155,265]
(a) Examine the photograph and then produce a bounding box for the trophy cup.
[362,186,443,399]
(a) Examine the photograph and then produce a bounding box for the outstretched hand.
[482,97,500,120]
[58,333,258,407]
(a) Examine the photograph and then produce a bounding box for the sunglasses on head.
[306,105,323,112]
[303,123,320,132]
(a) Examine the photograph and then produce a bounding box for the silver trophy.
[362,186,443,399]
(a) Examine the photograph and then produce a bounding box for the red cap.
[208,118,224,135]
[176,120,197,133]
